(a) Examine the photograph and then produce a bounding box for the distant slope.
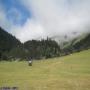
[0,26,90,60]
[0,27,21,59]
[51,32,89,49]
[72,33,90,51]
[62,33,90,55]
[0,27,21,52]
[62,33,88,49]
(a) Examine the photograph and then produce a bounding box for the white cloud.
[11,19,45,42]
[19,0,90,37]
[1,0,90,42]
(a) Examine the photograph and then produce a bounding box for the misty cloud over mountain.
[0,0,90,42]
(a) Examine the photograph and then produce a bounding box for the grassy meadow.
[0,49,90,90]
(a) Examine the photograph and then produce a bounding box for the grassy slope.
[0,49,90,90]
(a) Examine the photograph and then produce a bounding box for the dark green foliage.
[7,45,26,60]
[0,27,21,52]
[62,33,90,55]
[73,33,90,51]
[24,38,60,59]
[0,27,21,60]
[0,27,61,60]
[0,26,90,61]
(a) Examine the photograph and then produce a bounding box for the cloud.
[18,0,90,38]
[1,0,90,42]
[11,19,45,42]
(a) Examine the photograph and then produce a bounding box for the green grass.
[0,49,90,90]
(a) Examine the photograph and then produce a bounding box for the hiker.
[28,57,32,66]
[28,60,32,66]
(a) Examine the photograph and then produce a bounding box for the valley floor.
[0,49,90,90]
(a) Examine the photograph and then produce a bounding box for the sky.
[0,0,90,42]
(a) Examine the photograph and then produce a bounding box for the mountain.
[0,27,60,60]
[0,27,21,60]
[72,33,90,51]
[51,31,90,49]
[50,32,84,48]
[0,26,90,61]
[61,33,90,55]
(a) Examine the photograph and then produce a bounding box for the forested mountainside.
[0,26,90,61]
[0,27,21,51]
[62,33,90,55]
[0,27,21,60]
[0,27,60,60]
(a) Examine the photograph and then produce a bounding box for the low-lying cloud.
[1,0,90,42]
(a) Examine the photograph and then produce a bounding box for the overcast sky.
[0,0,90,42]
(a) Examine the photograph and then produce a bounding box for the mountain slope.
[62,33,90,55]
[0,27,21,51]
[0,27,21,59]
[72,33,90,51]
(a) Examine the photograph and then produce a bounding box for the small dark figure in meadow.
[28,57,32,66]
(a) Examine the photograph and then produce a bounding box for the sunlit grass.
[0,49,90,90]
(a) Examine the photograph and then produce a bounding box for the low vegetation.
[0,49,90,90]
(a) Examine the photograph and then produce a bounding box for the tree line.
[0,27,61,61]
[0,26,90,61]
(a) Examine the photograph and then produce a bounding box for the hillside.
[0,26,90,60]
[0,27,21,51]
[0,27,60,60]
[61,33,90,55]
[0,27,21,60]
[0,49,90,90]
[62,33,88,49]
[72,33,90,50]
[24,39,60,59]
